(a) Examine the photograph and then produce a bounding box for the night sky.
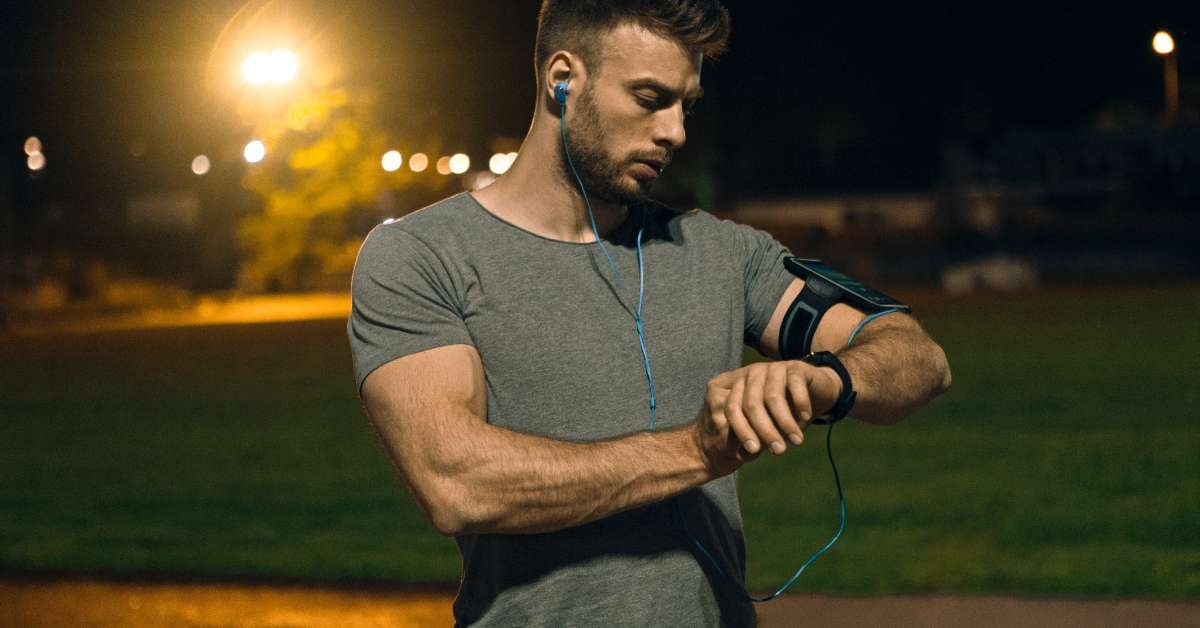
[2,1,1197,203]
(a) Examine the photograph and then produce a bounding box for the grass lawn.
[1,285,1197,598]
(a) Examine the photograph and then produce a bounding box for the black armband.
[778,257,911,360]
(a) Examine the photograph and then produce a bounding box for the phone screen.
[787,258,911,311]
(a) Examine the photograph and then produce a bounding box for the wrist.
[816,365,843,414]
[800,351,857,424]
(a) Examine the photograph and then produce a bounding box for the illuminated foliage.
[236,63,445,291]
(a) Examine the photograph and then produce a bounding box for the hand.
[692,361,842,476]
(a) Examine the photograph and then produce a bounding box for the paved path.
[3,293,351,336]
[3,579,1197,627]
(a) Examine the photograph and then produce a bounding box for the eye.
[636,95,659,110]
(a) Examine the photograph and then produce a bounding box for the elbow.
[861,342,951,427]
[418,478,484,538]
[429,503,468,537]
[933,343,952,395]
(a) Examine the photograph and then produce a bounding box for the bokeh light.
[244,140,266,164]
[381,150,403,172]
[449,153,470,175]
[243,48,299,85]
[489,152,515,175]
[23,136,42,156]
[27,151,45,171]
[191,155,211,176]
[409,152,429,173]
[436,156,452,175]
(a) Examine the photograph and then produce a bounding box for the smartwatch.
[800,351,856,424]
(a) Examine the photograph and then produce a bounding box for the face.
[560,23,704,205]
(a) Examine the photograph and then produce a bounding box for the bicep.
[360,343,487,504]
[759,278,921,358]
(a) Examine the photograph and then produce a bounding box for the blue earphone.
[555,80,569,107]
[555,75,847,603]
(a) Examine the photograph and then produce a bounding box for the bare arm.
[361,343,738,537]
[820,308,952,424]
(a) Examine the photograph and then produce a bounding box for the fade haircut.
[534,0,731,82]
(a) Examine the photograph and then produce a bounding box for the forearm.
[835,317,952,424]
[420,420,712,536]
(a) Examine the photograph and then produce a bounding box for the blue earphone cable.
[677,307,903,602]
[560,97,658,428]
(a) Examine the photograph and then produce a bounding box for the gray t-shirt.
[348,191,794,627]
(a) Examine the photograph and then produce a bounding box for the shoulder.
[354,193,486,275]
[387,192,480,241]
[640,199,717,236]
[643,200,764,246]
[360,192,482,254]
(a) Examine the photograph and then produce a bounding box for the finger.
[764,365,803,446]
[742,365,786,455]
[724,375,760,455]
[709,369,739,389]
[787,366,813,439]
[705,385,730,434]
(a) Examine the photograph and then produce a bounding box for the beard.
[560,86,654,206]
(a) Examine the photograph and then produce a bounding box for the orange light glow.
[1153,31,1175,55]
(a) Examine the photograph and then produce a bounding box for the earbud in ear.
[554,81,569,106]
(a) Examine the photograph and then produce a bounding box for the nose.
[653,103,687,152]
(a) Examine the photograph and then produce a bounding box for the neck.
[470,113,629,243]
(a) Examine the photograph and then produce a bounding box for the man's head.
[535,1,731,205]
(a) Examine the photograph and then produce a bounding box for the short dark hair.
[534,0,731,81]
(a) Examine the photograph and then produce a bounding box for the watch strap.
[801,351,856,424]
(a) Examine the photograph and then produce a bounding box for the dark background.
[3,2,1196,193]
[1,1,1198,292]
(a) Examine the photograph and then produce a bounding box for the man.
[347,1,951,625]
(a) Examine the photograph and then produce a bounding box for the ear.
[545,51,585,108]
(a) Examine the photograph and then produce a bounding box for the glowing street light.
[244,140,266,163]
[382,150,403,172]
[1153,31,1175,55]
[1153,30,1180,126]
[436,156,452,175]
[449,153,471,175]
[409,152,429,173]
[243,48,299,86]
[27,151,45,171]
[23,136,42,156]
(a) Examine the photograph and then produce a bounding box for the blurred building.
[729,124,1200,290]
[941,124,1200,284]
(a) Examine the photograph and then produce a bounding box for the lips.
[633,161,661,179]
[635,159,667,176]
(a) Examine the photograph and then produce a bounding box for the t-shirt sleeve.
[347,225,474,394]
[726,220,795,352]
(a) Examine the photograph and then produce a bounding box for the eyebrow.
[627,78,705,105]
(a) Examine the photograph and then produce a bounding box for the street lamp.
[242,48,299,86]
[1152,30,1179,126]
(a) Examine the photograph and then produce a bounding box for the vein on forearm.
[446,424,705,535]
